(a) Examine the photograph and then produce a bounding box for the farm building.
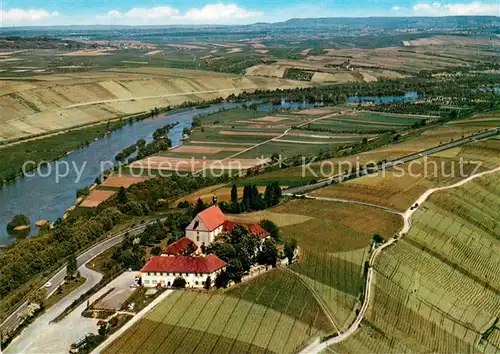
[185,205,270,247]
[140,254,227,288]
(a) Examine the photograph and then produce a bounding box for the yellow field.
[310,139,500,211]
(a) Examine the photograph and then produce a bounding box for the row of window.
[145,272,205,277]
[143,279,203,286]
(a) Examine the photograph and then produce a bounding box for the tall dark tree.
[66,253,78,278]
[117,187,127,204]
[284,239,298,265]
[230,184,238,204]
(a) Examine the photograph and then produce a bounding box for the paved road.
[5,272,137,354]
[0,222,152,336]
[4,266,102,354]
[299,165,500,354]
[284,128,499,196]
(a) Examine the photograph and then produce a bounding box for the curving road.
[299,165,500,354]
[0,222,155,336]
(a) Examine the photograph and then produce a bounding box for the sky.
[0,0,498,26]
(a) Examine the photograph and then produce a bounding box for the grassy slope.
[330,171,500,353]
[105,270,332,354]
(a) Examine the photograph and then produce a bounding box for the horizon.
[0,1,498,27]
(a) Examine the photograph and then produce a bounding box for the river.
[0,93,417,244]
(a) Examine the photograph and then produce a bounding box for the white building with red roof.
[185,205,269,247]
[185,205,228,247]
[140,254,227,288]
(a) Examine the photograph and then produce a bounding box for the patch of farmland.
[106,283,323,354]
[170,145,246,154]
[310,155,489,212]
[311,72,362,83]
[403,35,500,47]
[219,130,281,137]
[329,169,500,354]
[270,199,402,252]
[245,64,288,78]
[291,247,370,331]
[225,210,313,227]
[100,175,149,189]
[80,189,116,207]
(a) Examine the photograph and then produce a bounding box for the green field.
[329,171,500,353]
[105,269,333,354]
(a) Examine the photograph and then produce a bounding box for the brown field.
[219,130,280,137]
[256,50,269,54]
[129,156,269,172]
[0,68,308,141]
[100,175,149,189]
[227,48,242,53]
[301,48,312,56]
[245,63,287,78]
[80,190,117,208]
[170,145,245,154]
[310,139,500,211]
[62,49,113,56]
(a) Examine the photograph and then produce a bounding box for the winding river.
[0,93,418,245]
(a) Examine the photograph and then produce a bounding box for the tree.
[66,253,78,278]
[372,234,384,244]
[6,214,30,232]
[98,324,109,336]
[151,246,163,256]
[284,239,297,265]
[214,271,229,289]
[117,187,127,204]
[258,238,278,267]
[260,220,279,240]
[204,276,211,290]
[172,277,187,288]
[29,288,47,307]
[230,184,238,204]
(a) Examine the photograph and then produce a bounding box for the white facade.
[141,269,225,288]
[185,216,223,247]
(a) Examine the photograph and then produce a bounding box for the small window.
[144,280,150,285]
[195,281,199,286]
[152,280,157,284]
[197,235,200,242]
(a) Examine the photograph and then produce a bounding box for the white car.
[44,282,52,288]
[418,153,423,157]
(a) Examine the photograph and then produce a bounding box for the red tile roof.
[141,254,227,274]
[222,220,270,239]
[195,205,227,231]
[163,237,198,256]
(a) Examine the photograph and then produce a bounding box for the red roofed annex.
[141,254,227,288]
